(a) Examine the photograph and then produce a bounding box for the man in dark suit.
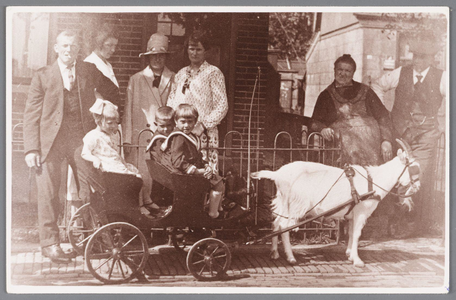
[372,34,446,237]
[24,30,119,263]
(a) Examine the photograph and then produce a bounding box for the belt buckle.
[410,112,426,126]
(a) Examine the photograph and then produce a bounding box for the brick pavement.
[9,236,447,289]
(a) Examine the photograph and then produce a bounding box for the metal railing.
[214,130,342,244]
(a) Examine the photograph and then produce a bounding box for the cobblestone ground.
[9,236,447,290]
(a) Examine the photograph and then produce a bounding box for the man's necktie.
[67,65,74,91]
[414,74,426,107]
[153,75,161,88]
[415,74,423,86]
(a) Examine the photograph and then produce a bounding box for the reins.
[270,159,417,220]
[353,162,417,198]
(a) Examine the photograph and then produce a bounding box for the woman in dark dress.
[311,54,393,166]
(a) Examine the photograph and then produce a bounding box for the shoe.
[65,248,79,258]
[140,206,151,215]
[215,211,227,219]
[143,202,160,211]
[42,244,72,264]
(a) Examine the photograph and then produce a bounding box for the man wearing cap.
[122,33,175,213]
[372,34,446,237]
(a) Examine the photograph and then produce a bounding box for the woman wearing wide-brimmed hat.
[122,33,175,213]
[167,30,228,175]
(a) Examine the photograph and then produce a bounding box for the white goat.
[251,140,420,267]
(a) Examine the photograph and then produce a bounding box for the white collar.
[57,58,76,74]
[84,52,118,87]
[160,131,199,152]
[144,65,164,78]
[187,60,208,72]
[85,52,110,67]
[145,134,167,152]
[413,66,430,80]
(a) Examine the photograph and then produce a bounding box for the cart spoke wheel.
[67,203,103,254]
[85,222,149,284]
[186,238,231,281]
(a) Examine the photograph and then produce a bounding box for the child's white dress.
[82,128,140,176]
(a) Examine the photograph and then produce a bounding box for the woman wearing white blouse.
[167,30,228,174]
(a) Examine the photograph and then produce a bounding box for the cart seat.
[146,159,211,200]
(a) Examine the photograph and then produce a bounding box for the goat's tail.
[250,170,276,180]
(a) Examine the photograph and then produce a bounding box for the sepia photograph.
[6,6,449,293]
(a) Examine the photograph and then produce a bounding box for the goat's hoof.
[347,256,354,262]
[353,260,365,268]
[270,251,280,260]
[345,250,351,257]
[287,258,297,265]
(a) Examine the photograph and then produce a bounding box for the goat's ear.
[397,149,406,163]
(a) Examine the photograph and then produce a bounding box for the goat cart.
[66,156,376,284]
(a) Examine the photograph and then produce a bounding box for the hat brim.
[409,41,441,56]
[139,50,171,57]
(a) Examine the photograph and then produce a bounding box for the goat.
[251,139,420,267]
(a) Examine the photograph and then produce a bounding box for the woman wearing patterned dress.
[167,30,228,174]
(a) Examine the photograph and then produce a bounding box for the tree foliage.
[379,13,447,43]
[268,13,314,60]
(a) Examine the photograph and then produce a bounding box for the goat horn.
[396,138,413,157]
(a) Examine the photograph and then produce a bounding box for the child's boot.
[208,191,223,218]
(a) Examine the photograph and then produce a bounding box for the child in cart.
[145,106,175,209]
[81,99,149,212]
[146,106,175,163]
[160,104,225,218]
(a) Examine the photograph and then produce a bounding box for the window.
[12,12,50,83]
[157,13,185,37]
[397,32,414,68]
[279,71,305,115]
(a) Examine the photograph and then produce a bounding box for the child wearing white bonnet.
[81,99,140,176]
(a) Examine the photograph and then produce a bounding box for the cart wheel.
[171,229,189,254]
[85,222,149,284]
[67,203,102,254]
[186,238,231,281]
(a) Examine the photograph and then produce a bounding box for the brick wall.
[231,13,269,169]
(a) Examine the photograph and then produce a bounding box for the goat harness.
[343,165,377,217]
